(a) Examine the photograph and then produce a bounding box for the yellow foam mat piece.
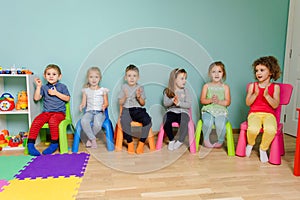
[0,176,82,200]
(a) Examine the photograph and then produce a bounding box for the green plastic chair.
[24,101,75,154]
[195,119,235,156]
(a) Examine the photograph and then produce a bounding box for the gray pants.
[81,110,105,140]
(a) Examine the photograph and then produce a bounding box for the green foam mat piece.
[0,155,34,180]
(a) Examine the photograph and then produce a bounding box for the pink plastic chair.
[155,108,196,154]
[235,83,293,165]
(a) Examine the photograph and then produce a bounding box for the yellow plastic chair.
[24,101,75,154]
[195,119,235,156]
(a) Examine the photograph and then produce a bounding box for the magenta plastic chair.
[235,83,293,165]
[155,108,196,154]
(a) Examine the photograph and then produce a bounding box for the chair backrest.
[275,83,293,124]
[104,108,109,119]
[246,83,293,125]
[188,107,194,121]
[65,101,72,121]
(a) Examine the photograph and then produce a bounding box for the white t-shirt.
[82,87,109,111]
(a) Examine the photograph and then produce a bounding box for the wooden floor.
[1,133,300,200]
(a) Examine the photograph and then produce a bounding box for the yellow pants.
[247,112,277,151]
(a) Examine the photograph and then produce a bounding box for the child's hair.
[84,66,102,88]
[208,61,226,82]
[44,64,61,75]
[164,68,187,98]
[252,56,281,81]
[125,64,139,74]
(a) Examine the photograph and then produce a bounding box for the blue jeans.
[81,110,105,140]
[202,112,227,143]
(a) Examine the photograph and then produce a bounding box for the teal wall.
[0,0,289,131]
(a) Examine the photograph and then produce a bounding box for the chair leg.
[269,134,281,165]
[114,123,123,152]
[102,119,115,152]
[24,137,29,155]
[188,121,196,154]
[58,120,70,154]
[195,120,203,152]
[225,122,235,156]
[147,128,156,151]
[72,120,82,153]
[235,122,248,157]
[155,124,165,150]
[278,129,285,156]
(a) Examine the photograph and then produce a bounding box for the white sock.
[246,145,253,157]
[173,141,183,150]
[168,140,175,151]
[259,149,269,163]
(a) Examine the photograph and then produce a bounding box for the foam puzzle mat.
[0,152,90,200]
[0,176,82,200]
[0,155,34,180]
[0,180,9,192]
[15,152,90,180]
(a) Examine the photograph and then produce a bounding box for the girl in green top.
[200,61,231,148]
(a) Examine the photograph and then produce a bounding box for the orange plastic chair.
[235,83,293,165]
[114,106,155,152]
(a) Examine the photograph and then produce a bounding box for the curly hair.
[252,56,281,81]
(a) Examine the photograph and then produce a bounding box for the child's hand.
[79,104,85,112]
[119,88,128,105]
[263,84,270,98]
[136,87,142,99]
[173,95,179,106]
[102,104,107,111]
[254,83,259,96]
[48,86,57,96]
[34,78,42,87]
[212,94,219,104]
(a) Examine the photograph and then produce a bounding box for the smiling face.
[125,69,139,86]
[175,72,187,89]
[209,65,224,83]
[255,64,272,84]
[88,70,101,88]
[44,68,61,85]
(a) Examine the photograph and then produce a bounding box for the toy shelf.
[0,74,41,151]
[0,110,29,115]
[2,146,25,151]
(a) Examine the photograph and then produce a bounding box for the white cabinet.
[0,74,41,147]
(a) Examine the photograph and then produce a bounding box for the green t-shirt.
[201,84,228,117]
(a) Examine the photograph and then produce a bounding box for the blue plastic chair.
[72,109,115,152]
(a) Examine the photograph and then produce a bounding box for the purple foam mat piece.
[15,152,90,180]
